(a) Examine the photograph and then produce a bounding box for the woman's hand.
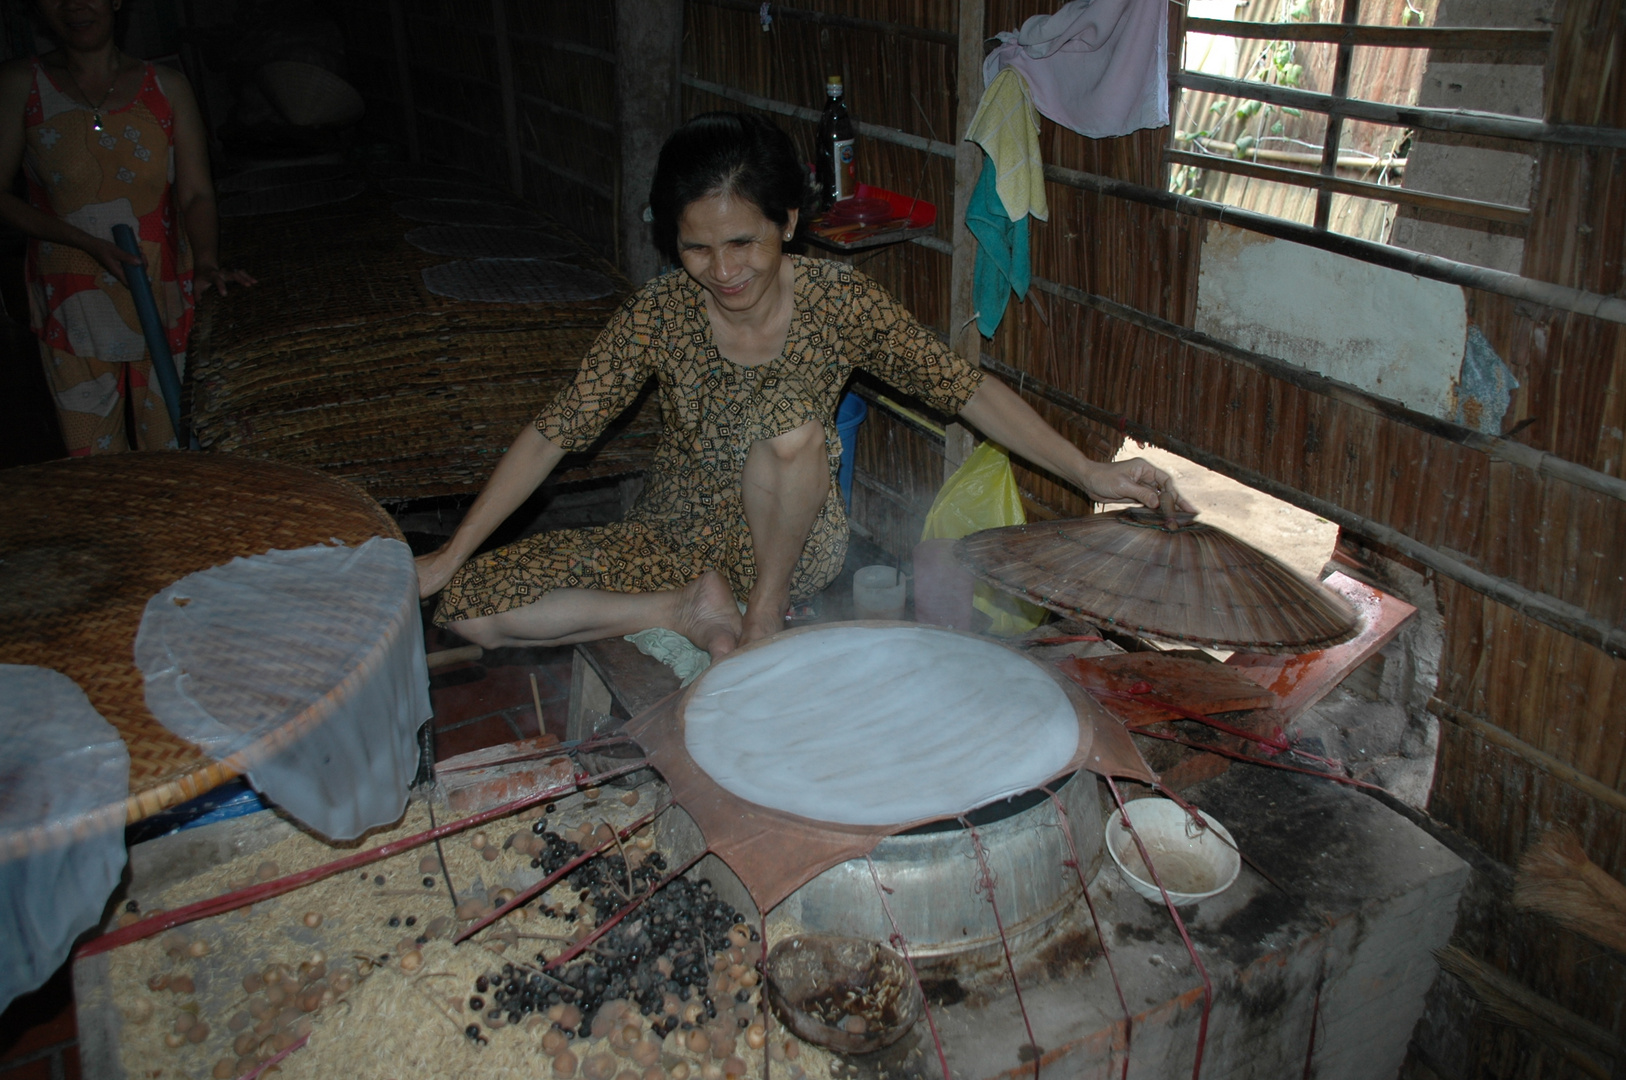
[85,236,144,287]
[1080,457,1195,512]
[195,264,258,297]
[415,546,466,599]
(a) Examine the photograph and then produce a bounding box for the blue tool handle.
[111,223,190,448]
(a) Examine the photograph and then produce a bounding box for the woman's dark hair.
[649,112,809,260]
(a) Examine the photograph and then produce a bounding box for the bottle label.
[833,138,856,201]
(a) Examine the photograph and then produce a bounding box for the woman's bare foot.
[671,570,743,657]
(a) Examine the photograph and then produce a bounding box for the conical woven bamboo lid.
[954,506,1358,653]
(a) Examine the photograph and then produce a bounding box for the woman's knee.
[751,418,826,468]
[445,615,507,650]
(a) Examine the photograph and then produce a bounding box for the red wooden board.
[1060,653,1278,727]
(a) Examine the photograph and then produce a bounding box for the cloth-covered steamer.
[630,623,1154,965]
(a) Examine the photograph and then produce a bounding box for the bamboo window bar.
[1163,148,1530,225]
[1183,18,1551,49]
[1170,5,1623,233]
[1174,71,1626,148]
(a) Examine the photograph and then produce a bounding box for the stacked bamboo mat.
[0,453,402,828]
[189,178,659,501]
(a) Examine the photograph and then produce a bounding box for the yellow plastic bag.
[920,442,1046,636]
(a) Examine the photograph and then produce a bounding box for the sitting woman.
[416,111,1184,656]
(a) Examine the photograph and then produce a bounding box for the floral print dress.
[23,59,193,454]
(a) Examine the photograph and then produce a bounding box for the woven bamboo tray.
[0,453,403,841]
[189,192,654,501]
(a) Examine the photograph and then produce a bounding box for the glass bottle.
[815,75,856,207]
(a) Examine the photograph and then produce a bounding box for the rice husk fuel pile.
[104,785,836,1080]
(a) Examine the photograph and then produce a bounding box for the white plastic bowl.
[1104,798,1241,905]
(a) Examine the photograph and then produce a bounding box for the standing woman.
[0,0,254,455]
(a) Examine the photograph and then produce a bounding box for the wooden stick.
[452,806,662,944]
[77,758,650,958]
[529,673,546,733]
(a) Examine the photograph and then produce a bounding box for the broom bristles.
[1515,829,1626,957]
[1434,945,1618,1073]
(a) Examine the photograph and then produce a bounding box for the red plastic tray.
[807,183,937,252]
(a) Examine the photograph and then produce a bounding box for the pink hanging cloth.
[982,0,1169,139]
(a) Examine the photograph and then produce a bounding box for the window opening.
[1168,0,1551,242]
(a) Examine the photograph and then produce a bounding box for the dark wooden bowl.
[764,934,923,1053]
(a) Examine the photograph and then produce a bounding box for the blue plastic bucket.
[835,392,868,508]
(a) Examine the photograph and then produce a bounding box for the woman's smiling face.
[36,0,117,52]
[676,191,797,315]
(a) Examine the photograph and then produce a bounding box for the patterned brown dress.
[434,256,984,625]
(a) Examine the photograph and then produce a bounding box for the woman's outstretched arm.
[957,375,1193,510]
[415,424,568,596]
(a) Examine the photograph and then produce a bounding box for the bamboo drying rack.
[0,453,405,851]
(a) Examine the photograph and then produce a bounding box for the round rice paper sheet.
[219,175,365,217]
[683,625,1080,826]
[405,226,575,260]
[393,199,543,227]
[421,258,615,304]
[0,666,129,1012]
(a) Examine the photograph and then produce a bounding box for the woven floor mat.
[404,225,576,259]
[200,196,607,343]
[219,175,367,217]
[0,453,401,823]
[420,258,616,303]
[191,195,647,500]
[392,198,545,227]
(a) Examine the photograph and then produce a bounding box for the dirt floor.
[1113,440,1339,581]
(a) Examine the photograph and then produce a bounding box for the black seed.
[465,1024,481,1039]
[475,975,489,993]
[405,916,417,927]
[379,954,390,962]
[415,935,428,945]
[374,875,385,886]
[487,1008,502,1021]
[423,877,435,888]
[507,1011,521,1024]
[546,804,556,813]
[470,996,485,1010]
[387,916,400,927]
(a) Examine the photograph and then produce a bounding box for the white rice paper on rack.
[0,666,129,1012]
[135,538,431,841]
[683,625,1079,826]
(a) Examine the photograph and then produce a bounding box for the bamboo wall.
[679,1,1625,1074]
[336,0,619,256]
